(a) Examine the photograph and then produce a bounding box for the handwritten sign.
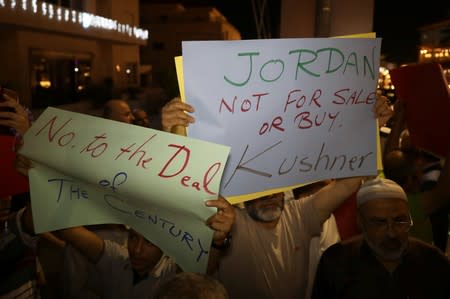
[19,107,230,273]
[182,38,381,197]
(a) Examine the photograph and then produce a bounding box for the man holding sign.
[12,98,236,298]
[14,153,235,299]
[161,93,392,298]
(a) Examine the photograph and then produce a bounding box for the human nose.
[385,221,398,237]
[132,238,144,254]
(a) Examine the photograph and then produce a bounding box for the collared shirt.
[312,236,450,299]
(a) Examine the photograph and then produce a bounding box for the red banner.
[390,62,450,157]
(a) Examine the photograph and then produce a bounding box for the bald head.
[103,99,135,124]
[155,272,229,299]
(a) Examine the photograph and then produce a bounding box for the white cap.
[356,178,407,207]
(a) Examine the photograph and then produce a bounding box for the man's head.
[383,149,424,192]
[133,108,150,127]
[127,229,163,276]
[244,192,285,224]
[155,272,229,299]
[103,99,135,124]
[357,178,411,262]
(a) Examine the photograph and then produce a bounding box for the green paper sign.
[19,107,230,273]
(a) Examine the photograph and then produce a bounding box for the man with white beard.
[312,178,450,299]
[214,185,358,299]
[160,95,394,298]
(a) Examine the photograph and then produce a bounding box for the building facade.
[0,0,148,109]
[419,19,450,86]
[280,0,374,38]
[139,3,241,90]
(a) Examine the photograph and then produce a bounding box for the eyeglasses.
[363,215,413,233]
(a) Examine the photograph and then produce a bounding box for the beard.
[364,232,408,261]
[247,199,285,222]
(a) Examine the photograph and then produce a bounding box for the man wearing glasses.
[312,178,450,299]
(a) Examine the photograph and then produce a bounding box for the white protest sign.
[183,38,381,197]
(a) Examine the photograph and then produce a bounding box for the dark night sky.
[141,0,450,64]
[373,0,450,63]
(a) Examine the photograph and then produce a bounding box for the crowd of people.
[1,84,449,299]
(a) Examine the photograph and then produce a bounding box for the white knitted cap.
[356,178,407,207]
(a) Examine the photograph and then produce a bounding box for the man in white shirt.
[160,94,393,298]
